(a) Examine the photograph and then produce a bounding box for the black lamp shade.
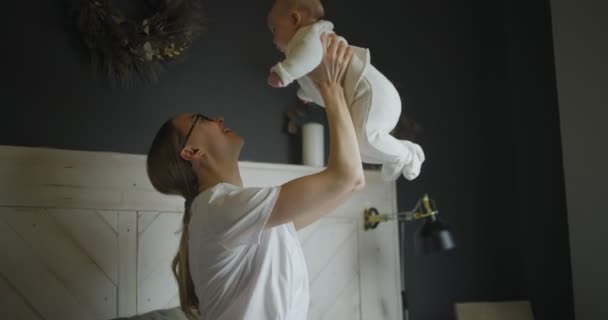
[414,215,456,255]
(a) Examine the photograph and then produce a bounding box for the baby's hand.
[267,72,283,88]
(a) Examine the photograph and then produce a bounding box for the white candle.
[302,122,324,167]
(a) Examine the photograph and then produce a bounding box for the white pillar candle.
[302,122,324,167]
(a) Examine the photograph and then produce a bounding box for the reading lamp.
[364,194,456,320]
[363,194,455,254]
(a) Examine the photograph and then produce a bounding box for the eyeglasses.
[182,113,213,149]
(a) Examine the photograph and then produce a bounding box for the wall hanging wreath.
[70,0,205,87]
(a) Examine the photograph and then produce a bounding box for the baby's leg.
[351,66,425,181]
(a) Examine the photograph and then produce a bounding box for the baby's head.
[267,0,325,52]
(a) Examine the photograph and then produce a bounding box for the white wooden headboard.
[0,145,402,320]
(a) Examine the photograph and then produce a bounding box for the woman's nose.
[214,117,225,129]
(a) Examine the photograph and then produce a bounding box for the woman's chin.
[233,135,245,150]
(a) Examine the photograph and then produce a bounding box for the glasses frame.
[182,113,213,150]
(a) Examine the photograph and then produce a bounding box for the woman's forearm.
[320,83,364,186]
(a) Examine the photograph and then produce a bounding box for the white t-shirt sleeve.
[203,185,281,250]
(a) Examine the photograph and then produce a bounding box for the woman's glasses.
[182,113,213,149]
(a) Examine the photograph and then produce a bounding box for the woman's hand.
[310,33,353,90]
[266,34,363,232]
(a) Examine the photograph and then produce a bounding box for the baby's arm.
[270,32,325,87]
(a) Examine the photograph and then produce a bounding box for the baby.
[267,0,425,181]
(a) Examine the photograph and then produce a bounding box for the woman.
[146,33,363,320]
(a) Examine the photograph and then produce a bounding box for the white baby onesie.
[271,20,425,181]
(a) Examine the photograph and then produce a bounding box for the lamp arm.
[394,207,439,221]
[369,211,416,222]
[363,194,439,230]
[395,211,416,221]
[365,209,432,224]
[363,194,444,240]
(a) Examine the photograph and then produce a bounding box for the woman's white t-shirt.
[188,182,310,320]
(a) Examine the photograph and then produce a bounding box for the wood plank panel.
[118,212,137,317]
[0,213,97,320]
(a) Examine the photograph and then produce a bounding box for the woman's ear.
[291,11,302,27]
[180,147,206,162]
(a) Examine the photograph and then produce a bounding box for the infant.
[267,0,425,181]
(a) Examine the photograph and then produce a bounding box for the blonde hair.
[289,0,325,20]
[146,118,201,320]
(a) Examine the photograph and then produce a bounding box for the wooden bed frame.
[0,145,402,320]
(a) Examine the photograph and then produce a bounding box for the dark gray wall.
[550,0,608,319]
[2,0,295,162]
[398,0,572,319]
[0,1,573,320]
[505,1,574,319]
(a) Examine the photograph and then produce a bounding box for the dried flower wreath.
[70,0,205,87]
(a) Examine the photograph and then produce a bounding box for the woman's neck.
[197,163,243,193]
